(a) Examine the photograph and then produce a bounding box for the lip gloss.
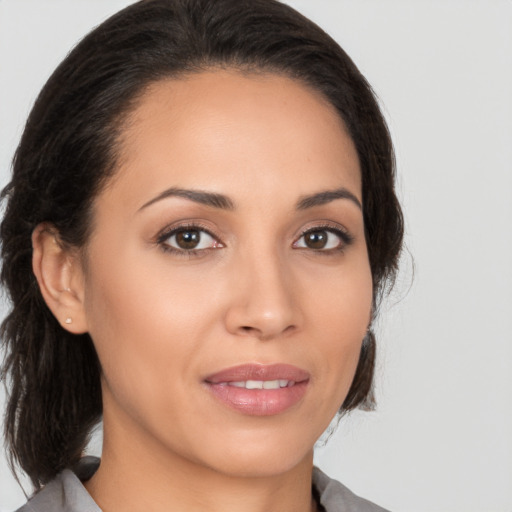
[204,363,310,416]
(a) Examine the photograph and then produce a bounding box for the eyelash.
[294,223,354,254]
[155,222,354,257]
[156,222,220,257]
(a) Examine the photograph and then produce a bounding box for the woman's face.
[78,70,372,477]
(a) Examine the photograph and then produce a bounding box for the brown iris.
[304,230,328,249]
[175,229,201,249]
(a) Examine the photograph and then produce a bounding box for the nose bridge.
[225,239,299,339]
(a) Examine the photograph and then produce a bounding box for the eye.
[160,226,223,252]
[293,227,352,251]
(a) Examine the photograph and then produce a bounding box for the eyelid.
[293,222,354,250]
[154,220,353,255]
[156,222,224,254]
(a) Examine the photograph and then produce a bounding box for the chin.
[211,454,312,479]
[194,430,316,479]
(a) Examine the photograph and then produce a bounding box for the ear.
[31,223,88,334]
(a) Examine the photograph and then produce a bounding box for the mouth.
[225,379,296,389]
[204,364,310,416]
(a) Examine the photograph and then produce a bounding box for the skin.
[33,70,373,512]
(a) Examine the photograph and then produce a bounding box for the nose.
[224,250,301,340]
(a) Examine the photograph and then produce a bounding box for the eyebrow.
[139,185,361,212]
[296,187,362,210]
[139,187,235,211]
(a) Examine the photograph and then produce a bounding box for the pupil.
[176,230,200,249]
[306,231,327,249]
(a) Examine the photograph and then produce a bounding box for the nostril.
[238,325,263,337]
[237,324,296,340]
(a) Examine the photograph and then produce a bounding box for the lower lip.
[205,382,308,416]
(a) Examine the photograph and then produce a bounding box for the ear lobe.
[31,223,88,334]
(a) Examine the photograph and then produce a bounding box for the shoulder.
[16,459,387,512]
[15,457,101,512]
[313,467,391,512]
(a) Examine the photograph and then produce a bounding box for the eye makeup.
[293,221,354,255]
[154,218,354,259]
[155,221,225,258]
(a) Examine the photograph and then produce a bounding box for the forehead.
[104,69,361,209]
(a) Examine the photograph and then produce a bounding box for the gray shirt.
[16,457,389,512]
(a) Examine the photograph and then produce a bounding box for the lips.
[204,364,310,416]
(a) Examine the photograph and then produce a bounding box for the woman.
[0,0,403,511]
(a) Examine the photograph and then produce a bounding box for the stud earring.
[65,317,73,324]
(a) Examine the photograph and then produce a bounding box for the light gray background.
[1,1,511,511]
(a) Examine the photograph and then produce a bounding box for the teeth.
[227,379,291,389]
[246,380,263,389]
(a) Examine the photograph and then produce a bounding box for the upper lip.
[204,363,310,384]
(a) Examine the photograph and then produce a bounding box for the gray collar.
[18,457,389,512]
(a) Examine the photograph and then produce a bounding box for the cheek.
[81,239,240,399]
[309,250,373,334]
[84,240,214,340]
[81,245,210,405]
[309,256,373,402]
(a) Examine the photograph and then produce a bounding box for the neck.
[85,410,317,512]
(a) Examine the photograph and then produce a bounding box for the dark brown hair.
[0,0,403,489]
